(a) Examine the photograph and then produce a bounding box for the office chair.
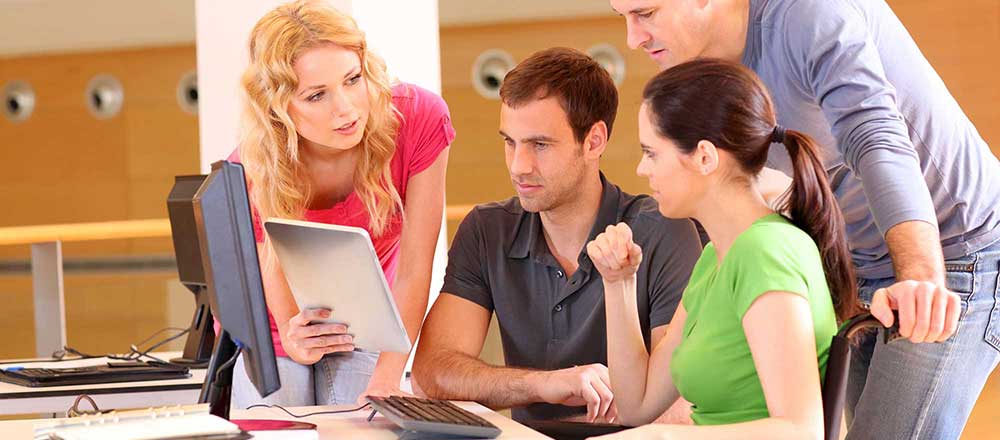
[821,312,891,440]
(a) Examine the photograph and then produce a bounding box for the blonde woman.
[227,0,454,407]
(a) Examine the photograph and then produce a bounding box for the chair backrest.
[820,313,885,440]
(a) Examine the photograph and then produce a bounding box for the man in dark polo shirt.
[412,47,701,423]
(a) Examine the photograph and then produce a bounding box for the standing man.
[610,0,1000,438]
[412,47,701,423]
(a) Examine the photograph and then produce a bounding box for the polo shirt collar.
[507,172,622,264]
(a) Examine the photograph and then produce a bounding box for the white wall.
[352,1,442,92]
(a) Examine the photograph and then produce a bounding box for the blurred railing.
[0,204,475,357]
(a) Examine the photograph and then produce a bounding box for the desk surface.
[0,401,549,439]
[0,352,205,415]
[0,351,204,398]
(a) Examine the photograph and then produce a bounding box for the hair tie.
[771,125,786,144]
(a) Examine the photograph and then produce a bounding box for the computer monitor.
[193,160,280,418]
[166,174,215,367]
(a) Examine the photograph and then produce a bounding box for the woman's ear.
[694,139,720,175]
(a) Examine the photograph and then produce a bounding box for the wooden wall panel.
[889,0,1000,158]
[63,274,177,354]
[0,278,35,357]
[0,45,198,358]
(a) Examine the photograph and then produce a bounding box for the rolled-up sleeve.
[778,0,937,235]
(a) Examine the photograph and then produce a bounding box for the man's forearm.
[415,350,542,409]
[885,220,946,285]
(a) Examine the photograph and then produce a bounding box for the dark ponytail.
[642,58,861,321]
[777,130,862,321]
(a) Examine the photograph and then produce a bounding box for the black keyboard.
[0,363,190,387]
[366,396,502,439]
[522,420,630,440]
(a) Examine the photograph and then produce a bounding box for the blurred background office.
[0,0,997,435]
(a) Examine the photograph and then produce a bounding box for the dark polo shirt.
[440,174,702,421]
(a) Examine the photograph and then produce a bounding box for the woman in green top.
[586,59,863,439]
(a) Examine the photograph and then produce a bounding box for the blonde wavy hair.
[239,0,401,243]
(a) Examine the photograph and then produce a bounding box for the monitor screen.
[194,160,279,398]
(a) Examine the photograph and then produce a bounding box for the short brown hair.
[499,47,618,143]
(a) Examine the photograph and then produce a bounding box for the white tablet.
[263,218,411,354]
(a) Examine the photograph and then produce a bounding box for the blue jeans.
[230,350,378,408]
[845,241,1000,439]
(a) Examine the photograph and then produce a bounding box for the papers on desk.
[33,404,243,440]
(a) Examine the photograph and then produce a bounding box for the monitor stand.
[171,286,215,368]
[201,330,315,433]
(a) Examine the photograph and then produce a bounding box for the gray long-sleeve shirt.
[742,0,1000,279]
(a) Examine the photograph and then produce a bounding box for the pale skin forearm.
[416,349,544,410]
[257,243,308,362]
[885,220,945,285]
[588,224,683,426]
[369,274,431,386]
[369,149,449,387]
[603,277,681,425]
[604,276,653,417]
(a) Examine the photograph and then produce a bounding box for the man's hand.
[870,280,960,343]
[881,220,961,343]
[533,364,617,423]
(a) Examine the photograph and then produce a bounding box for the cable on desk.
[66,394,112,417]
[245,402,371,417]
[110,327,191,364]
[214,346,243,383]
[51,346,102,361]
[49,326,191,365]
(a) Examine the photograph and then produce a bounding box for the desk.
[0,351,204,415]
[0,401,548,439]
